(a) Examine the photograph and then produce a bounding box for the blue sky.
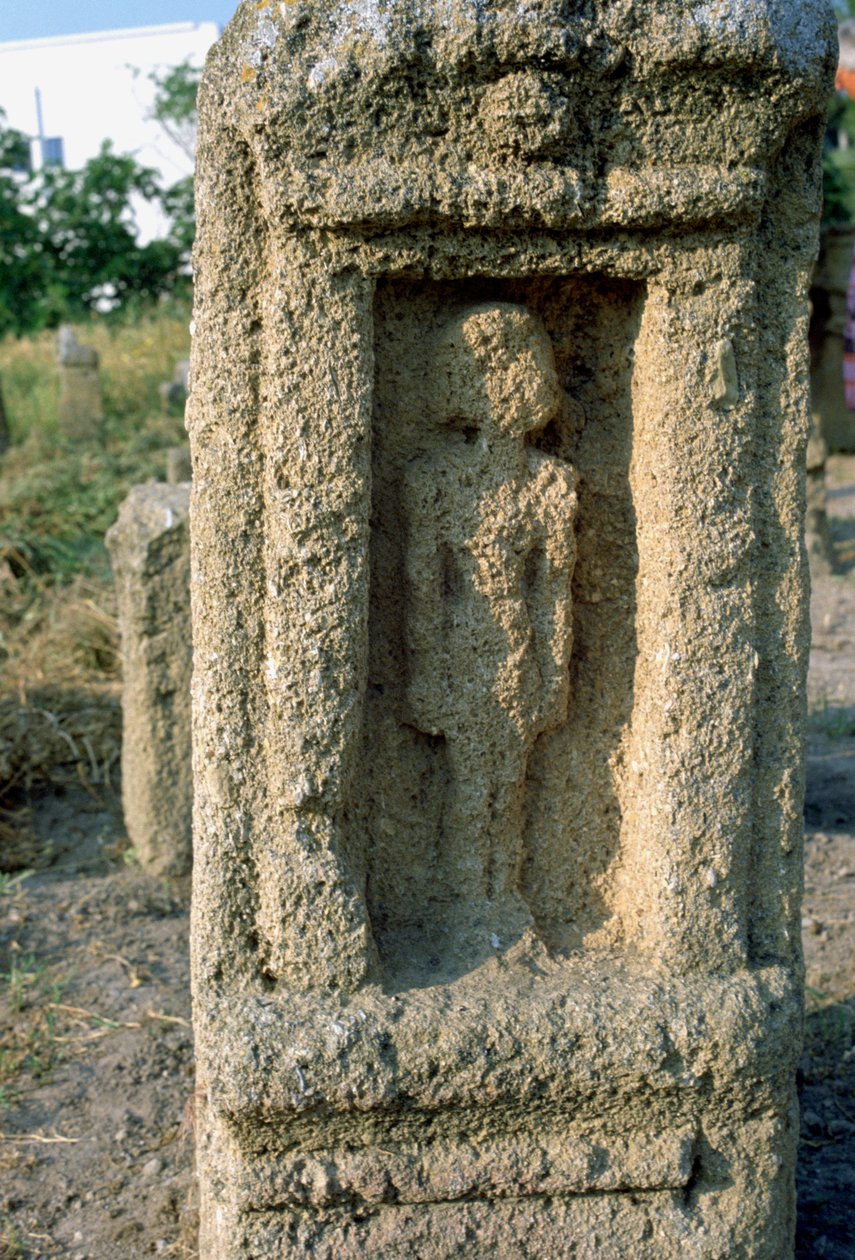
[1,2,234,43]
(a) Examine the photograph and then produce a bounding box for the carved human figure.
[404,302,578,943]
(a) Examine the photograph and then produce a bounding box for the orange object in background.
[836,26,855,410]
[836,65,855,96]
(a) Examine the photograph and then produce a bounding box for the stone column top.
[56,324,98,367]
[199,0,836,235]
[106,482,191,575]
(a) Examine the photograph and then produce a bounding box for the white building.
[0,21,220,240]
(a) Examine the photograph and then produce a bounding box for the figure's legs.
[440,734,532,951]
[485,741,530,907]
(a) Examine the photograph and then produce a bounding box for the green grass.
[808,696,855,739]
[0,303,191,445]
[0,1074,20,1116]
[1,436,176,579]
[3,955,50,1016]
[825,145,855,228]
[0,872,33,898]
[0,1216,28,1259]
[0,304,191,587]
[0,953,68,1105]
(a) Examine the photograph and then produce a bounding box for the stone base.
[58,365,103,441]
[196,959,799,1259]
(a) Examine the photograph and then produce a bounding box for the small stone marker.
[0,376,9,457]
[188,2,834,1257]
[56,325,103,440]
[158,359,191,414]
[806,415,836,576]
[166,445,192,485]
[106,483,192,878]
[810,227,855,453]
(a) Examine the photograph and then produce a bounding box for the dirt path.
[1,464,854,1259]
[0,798,195,1259]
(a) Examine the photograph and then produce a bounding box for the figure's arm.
[530,463,578,732]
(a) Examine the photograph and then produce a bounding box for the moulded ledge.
[262,161,767,234]
[197,956,800,1143]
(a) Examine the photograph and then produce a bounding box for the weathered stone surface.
[107,483,192,877]
[57,325,103,440]
[188,1,835,1256]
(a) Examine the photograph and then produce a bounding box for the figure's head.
[430,302,560,438]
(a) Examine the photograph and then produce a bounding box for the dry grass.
[0,307,190,446]
[1,569,119,686]
[0,682,120,873]
[0,684,120,796]
[0,307,191,870]
[0,565,122,870]
[0,310,195,1249]
[0,566,121,873]
[0,305,190,583]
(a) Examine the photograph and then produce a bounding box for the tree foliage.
[145,60,201,265]
[0,117,45,337]
[147,61,200,162]
[824,7,855,226]
[0,63,200,339]
[33,144,189,325]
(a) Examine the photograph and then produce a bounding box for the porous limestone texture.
[107,483,192,877]
[188,2,836,1256]
[56,325,103,440]
[810,226,855,452]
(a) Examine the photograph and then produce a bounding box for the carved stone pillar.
[188,3,835,1256]
[811,225,855,453]
[107,484,193,877]
[56,326,103,440]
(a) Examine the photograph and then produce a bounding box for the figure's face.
[431,303,560,438]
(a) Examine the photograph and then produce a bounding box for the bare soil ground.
[0,798,195,1259]
[0,462,854,1259]
[799,455,855,1260]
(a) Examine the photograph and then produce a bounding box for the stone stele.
[107,483,193,877]
[56,325,104,440]
[188,2,835,1257]
[0,375,9,457]
[810,226,855,453]
[166,444,193,485]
